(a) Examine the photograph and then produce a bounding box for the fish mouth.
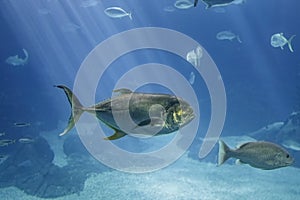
[181,108,195,126]
[285,158,294,166]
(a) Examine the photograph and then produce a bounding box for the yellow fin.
[104,131,126,140]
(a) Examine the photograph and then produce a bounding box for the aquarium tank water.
[0,0,299,199]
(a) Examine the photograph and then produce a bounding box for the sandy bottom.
[0,153,299,200]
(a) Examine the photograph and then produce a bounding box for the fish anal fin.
[104,131,126,140]
[113,88,132,95]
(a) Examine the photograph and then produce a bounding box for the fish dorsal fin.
[237,142,251,149]
[113,88,132,95]
[104,130,126,140]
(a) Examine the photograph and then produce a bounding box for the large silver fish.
[218,140,294,170]
[56,85,195,140]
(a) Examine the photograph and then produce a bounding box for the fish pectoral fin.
[136,119,151,127]
[113,88,132,95]
[149,117,165,127]
[103,131,126,140]
[135,117,165,128]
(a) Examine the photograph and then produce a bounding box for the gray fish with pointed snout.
[55,85,195,140]
[218,140,294,170]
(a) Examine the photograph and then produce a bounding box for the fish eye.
[286,154,290,158]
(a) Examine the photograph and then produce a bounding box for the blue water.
[0,0,300,199]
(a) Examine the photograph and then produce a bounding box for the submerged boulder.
[0,134,107,198]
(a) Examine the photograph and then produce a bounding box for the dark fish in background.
[194,0,199,7]
[18,138,35,144]
[194,0,235,8]
[0,154,7,159]
[13,122,31,127]
[218,140,294,170]
[55,85,195,140]
[0,139,15,147]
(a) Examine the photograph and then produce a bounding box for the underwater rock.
[0,135,107,198]
[63,134,90,157]
[0,136,54,187]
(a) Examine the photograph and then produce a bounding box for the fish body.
[6,49,29,66]
[216,31,242,43]
[104,7,132,20]
[174,0,194,9]
[18,138,35,144]
[0,132,5,137]
[186,46,203,67]
[231,0,246,5]
[195,0,235,8]
[56,85,194,140]
[218,140,293,170]
[14,122,31,127]
[0,139,15,147]
[271,33,296,52]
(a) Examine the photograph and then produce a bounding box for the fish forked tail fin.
[128,12,132,20]
[55,85,84,136]
[22,48,29,64]
[287,35,296,52]
[237,35,242,43]
[218,140,232,166]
